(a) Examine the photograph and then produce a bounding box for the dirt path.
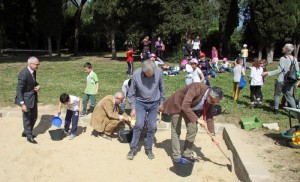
[0,105,238,182]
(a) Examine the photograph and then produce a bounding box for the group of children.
[232,57,268,109]
[58,62,99,140]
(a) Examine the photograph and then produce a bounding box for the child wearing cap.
[219,58,232,72]
[149,53,164,67]
[190,58,204,83]
[241,44,249,68]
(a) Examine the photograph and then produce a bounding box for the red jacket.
[126,49,134,62]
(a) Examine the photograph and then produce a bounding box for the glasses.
[209,95,219,104]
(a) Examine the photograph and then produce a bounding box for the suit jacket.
[162,83,215,133]
[15,67,38,108]
[90,95,128,132]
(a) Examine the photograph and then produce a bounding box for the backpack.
[213,104,222,116]
[284,57,298,83]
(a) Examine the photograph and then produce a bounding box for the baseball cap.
[200,52,206,58]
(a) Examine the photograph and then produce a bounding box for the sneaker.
[79,112,87,117]
[145,150,155,160]
[100,134,112,141]
[127,150,135,160]
[257,102,262,108]
[62,130,70,136]
[249,104,254,110]
[174,157,195,164]
[69,133,76,140]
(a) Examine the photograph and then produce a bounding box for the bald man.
[15,57,40,144]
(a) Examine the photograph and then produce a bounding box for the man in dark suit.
[162,83,223,163]
[15,57,40,144]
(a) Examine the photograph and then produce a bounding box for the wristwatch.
[20,101,24,106]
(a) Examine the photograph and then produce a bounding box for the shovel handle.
[203,125,231,161]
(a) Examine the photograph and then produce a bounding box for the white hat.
[243,44,247,48]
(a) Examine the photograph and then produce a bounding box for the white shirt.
[192,89,209,110]
[192,67,203,83]
[249,67,263,86]
[122,79,130,97]
[67,95,80,111]
[192,40,201,50]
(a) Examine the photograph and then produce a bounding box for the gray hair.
[142,59,157,74]
[27,56,38,64]
[284,43,294,54]
[114,91,125,99]
[210,87,224,100]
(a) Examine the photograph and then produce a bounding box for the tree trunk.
[266,44,274,63]
[219,42,223,58]
[73,8,82,55]
[294,38,300,59]
[258,44,263,60]
[55,33,61,57]
[111,26,116,60]
[47,36,52,57]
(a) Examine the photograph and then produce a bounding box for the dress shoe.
[27,137,38,144]
[22,133,36,138]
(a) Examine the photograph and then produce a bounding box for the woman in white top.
[192,36,201,59]
[248,58,263,109]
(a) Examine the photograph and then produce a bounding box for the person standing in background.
[155,36,165,60]
[241,44,249,68]
[126,47,134,76]
[192,36,201,60]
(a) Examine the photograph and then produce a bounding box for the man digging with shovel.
[161,83,223,163]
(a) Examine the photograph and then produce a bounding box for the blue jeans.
[64,109,79,135]
[127,61,133,76]
[243,57,247,68]
[130,100,159,152]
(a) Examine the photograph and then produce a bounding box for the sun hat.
[243,44,247,48]
[223,57,228,62]
[150,53,156,58]
[190,58,198,64]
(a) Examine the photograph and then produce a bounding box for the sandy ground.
[0,106,238,182]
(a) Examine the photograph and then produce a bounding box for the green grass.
[0,54,298,131]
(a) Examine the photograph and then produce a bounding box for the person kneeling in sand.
[90,91,131,140]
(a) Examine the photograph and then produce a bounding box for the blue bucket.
[51,114,62,128]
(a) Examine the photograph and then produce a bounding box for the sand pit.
[0,107,238,182]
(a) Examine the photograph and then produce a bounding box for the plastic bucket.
[173,161,194,177]
[51,115,62,128]
[48,129,63,141]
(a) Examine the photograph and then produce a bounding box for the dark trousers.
[250,85,262,102]
[22,103,38,138]
[155,49,163,60]
[64,109,79,135]
[130,101,159,152]
[127,61,134,76]
[192,49,200,59]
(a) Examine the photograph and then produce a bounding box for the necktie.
[32,71,36,83]
[203,100,207,121]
